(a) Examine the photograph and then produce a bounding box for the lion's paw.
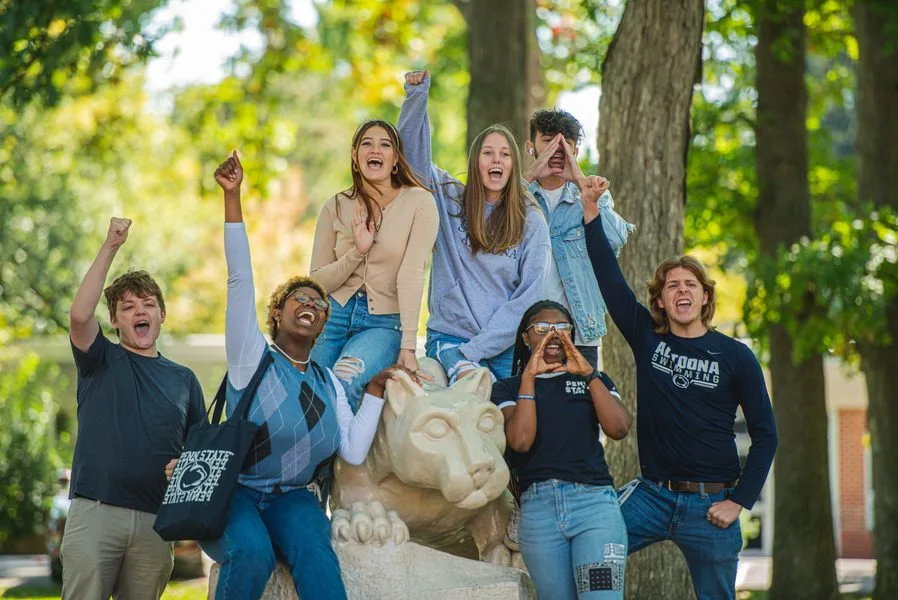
[482,543,512,567]
[331,501,409,546]
[510,550,526,571]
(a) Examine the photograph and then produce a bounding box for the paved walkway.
[0,554,54,591]
[736,554,875,595]
[0,553,877,595]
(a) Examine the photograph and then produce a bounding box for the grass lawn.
[0,578,207,599]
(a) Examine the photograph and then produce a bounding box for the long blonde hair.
[453,124,531,255]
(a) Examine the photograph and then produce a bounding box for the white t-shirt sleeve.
[225,223,268,389]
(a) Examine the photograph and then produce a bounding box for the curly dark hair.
[266,276,329,340]
[529,109,584,145]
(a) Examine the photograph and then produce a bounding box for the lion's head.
[375,362,510,510]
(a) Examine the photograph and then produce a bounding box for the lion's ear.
[450,368,493,402]
[385,368,426,415]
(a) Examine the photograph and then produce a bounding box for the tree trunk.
[598,1,704,598]
[753,3,840,600]
[461,0,538,148]
[854,2,898,597]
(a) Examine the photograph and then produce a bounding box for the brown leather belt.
[658,480,735,494]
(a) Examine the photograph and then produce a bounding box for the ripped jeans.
[519,480,627,600]
[425,329,514,384]
[310,291,401,412]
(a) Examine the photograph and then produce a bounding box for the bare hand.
[405,70,428,86]
[579,176,609,224]
[352,204,376,255]
[214,151,243,192]
[707,498,742,528]
[365,365,416,398]
[559,136,586,185]
[396,349,433,384]
[104,217,132,250]
[557,329,592,377]
[523,134,564,182]
[523,332,568,378]
[581,175,610,203]
[164,458,178,482]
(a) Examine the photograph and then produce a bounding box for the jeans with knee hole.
[519,480,628,600]
[617,477,743,600]
[201,485,346,600]
[310,291,401,412]
[425,329,514,383]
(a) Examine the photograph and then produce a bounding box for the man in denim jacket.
[523,110,634,366]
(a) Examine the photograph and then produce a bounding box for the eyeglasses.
[526,322,572,335]
[290,291,329,312]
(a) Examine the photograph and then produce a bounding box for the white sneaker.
[504,504,520,551]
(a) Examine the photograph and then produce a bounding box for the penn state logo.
[672,374,691,389]
[178,461,210,492]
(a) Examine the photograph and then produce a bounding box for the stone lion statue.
[330,358,519,566]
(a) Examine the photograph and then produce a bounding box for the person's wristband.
[585,370,601,385]
[517,394,535,401]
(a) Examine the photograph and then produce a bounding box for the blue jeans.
[519,480,628,600]
[201,485,346,600]
[311,291,401,411]
[617,477,743,600]
[425,328,514,383]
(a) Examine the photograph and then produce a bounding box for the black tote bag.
[153,351,273,541]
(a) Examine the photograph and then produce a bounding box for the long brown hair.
[342,120,428,229]
[646,256,717,334]
[455,124,531,254]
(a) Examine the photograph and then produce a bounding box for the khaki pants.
[61,498,173,600]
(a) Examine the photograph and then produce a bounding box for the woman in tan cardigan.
[309,120,438,410]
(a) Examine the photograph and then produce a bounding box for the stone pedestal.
[208,541,534,600]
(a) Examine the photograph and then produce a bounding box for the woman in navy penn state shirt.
[491,300,632,600]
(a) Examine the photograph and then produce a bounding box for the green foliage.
[0,0,169,107]
[0,76,218,340]
[745,208,898,363]
[0,353,64,546]
[684,0,887,363]
[536,0,623,93]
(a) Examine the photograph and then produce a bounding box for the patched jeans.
[520,480,628,599]
[201,485,346,600]
[617,477,743,600]
[425,328,514,384]
[310,291,401,411]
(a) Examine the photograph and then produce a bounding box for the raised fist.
[404,71,427,86]
[105,217,132,250]
[214,151,243,192]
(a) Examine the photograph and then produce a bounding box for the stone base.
[208,541,534,599]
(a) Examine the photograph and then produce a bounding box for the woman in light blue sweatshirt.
[398,71,550,383]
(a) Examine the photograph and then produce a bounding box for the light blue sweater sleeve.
[397,73,434,185]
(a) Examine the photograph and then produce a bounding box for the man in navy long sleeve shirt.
[576,177,777,600]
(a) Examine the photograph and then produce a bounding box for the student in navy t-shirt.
[577,176,778,600]
[63,217,206,600]
[491,300,632,600]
